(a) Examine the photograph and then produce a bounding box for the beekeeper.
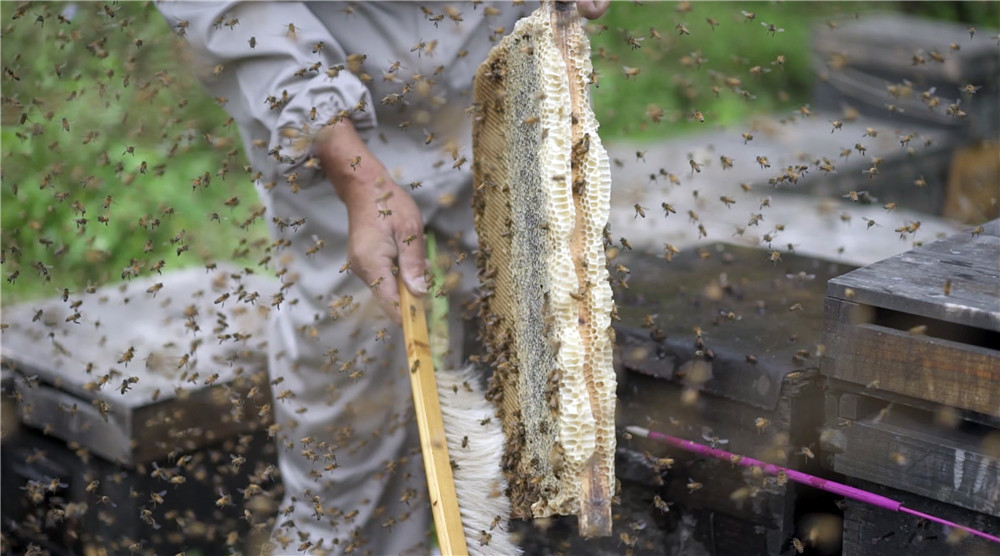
[156,2,609,553]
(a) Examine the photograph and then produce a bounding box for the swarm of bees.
[1,1,993,554]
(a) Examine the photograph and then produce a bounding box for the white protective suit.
[156,2,528,554]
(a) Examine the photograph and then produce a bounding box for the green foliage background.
[2,1,996,304]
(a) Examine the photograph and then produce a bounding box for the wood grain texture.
[826,397,1000,516]
[826,219,1000,331]
[842,478,1000,556]
[823,298,1000,417]
[398,276,468,556]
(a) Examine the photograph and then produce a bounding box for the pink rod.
[900,506,1000,544]
[626,426,1000,545]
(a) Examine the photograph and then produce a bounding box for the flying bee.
[741,11,756,22]
[706,17,720,30]
[959,83,981,96]
[686,479,703,493]
[653,495,672,513]
[791,537,805,553]
[756,156,770,169]
[216,490,233,508]
[675,24,690,36]
[797,446,815,460]
[661,202,676,216]
[760,22,784,36]
[633,204,647,218]
[118,347,135,365]
[150,490,166,506]
[755,417,770,433]
[622,66,641,79]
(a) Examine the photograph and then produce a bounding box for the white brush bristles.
[437,365,522,555]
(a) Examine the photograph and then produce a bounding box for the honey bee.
[741,10,757,23]
[633,204,647,218]
[706,17,720,30]
[959,83,982,96]
[653,495,672,513]
[797,446,815,460]
[756,156,770,169]
[686,479,703,493]
[622,66,641,79]
[755,417,770,433]
[766,251,782,264]
[760,22,784,36]
[675,24,690,36]
[118,346,135,365]
[971,226,984,237]
[791,537,805,553]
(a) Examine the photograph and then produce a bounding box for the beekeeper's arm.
[156,1,426,324]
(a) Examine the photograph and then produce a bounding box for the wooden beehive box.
[0,267,280,554]
[1,266,277,466]
[614,243,853,555]
[820,220,1000,555]
[812,13,999,141]
[821,219,1000,417]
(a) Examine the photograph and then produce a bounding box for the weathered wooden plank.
[615,244,850,411]
[826,219,1000,331]
[0,266,276,465]
[823,298,1000,416]
[813,14,1000,86]
[828,406,1000,516]
[823,377,1000,430]
[842,479,1000,556]
[617,369,831,555]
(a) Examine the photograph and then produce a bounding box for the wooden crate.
[0,266,280,554]
[811,13,999,141]
[842,478,1000,556]
[613,244,853,555]
[821,219,1000,418]
[0,266,277,465]
[823,379,1000,517]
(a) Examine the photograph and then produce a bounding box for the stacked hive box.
[820,219,1000,555]
[1,267,278,554]
[614,244,851,555]
[811,14,1000,220]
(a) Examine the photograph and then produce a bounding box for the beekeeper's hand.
[315,120,427,325]
[577,0,610,19]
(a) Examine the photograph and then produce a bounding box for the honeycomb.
[472,3,615,537]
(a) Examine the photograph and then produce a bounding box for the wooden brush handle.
[398,275,469,555]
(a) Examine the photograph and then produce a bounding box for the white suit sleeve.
[156,1,375,175]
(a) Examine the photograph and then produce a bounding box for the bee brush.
[626,426,1000,545]
[399,233,519,555]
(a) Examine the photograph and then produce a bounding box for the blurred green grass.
[1,1,996,304]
